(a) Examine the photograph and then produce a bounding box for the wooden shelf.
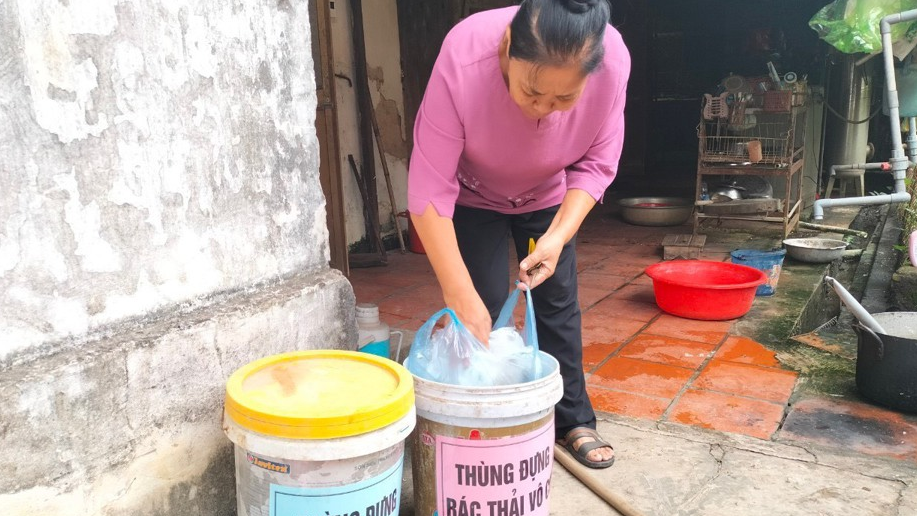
[693,106,807,238]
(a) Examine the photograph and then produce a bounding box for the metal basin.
[782,238,848,263]
[618,197,693,227]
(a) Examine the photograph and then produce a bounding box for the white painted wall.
[0,0,330,357]
[330,0,409,247]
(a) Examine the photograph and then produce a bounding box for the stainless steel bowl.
[618,197,694,226]
[783,238,848,263]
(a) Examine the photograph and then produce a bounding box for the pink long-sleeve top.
[408,6,631,219]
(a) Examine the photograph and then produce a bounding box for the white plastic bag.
[406,286,540,386]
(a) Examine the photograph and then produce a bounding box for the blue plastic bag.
[405,286,541,386]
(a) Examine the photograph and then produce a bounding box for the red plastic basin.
[645,260,767,320]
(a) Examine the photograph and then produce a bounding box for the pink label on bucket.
[435,421,554,516]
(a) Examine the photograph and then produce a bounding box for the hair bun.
[564,0,599,14]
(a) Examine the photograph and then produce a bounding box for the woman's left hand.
[518,233,564,289]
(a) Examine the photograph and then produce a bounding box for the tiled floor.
[348,208,917,461]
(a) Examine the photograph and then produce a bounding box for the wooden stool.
[824,172,865,199]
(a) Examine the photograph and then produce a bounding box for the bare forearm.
[410,205,474,298]
[545,189,597,243]
[409,205,492,344]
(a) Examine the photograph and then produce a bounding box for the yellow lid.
[225,350,414,439]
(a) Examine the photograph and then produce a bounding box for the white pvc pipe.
[814,192,911,220]
[881,11,911,193]
[813,10,917,220]
[828,162,889,177]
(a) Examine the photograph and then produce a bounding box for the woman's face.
[505,59,589,120]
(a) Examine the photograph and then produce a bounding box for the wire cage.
[697,96,800,166]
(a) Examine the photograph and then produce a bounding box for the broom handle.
[369,93,407,253]
[553,444,647,516]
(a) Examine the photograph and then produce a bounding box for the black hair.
[509,0,611,75]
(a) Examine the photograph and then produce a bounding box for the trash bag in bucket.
[406,285,540,386]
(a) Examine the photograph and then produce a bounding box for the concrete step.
[790,204,901,364]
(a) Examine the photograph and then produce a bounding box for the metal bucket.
[853,312,917,413]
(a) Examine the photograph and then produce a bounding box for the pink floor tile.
[692,360,798,403]
[579,286,612,310]
[642,314,732,345]
[590,356,695,398]
[667,388,785,440]
[582,317,647,347]
[582,342,620,370]
[715,336,781,368]
[586,297,662,323]
[577,270,631,291]
[587,386,671,421]
[617,334,717,369]
[611,284,658,304]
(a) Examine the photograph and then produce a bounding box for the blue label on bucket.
[269,457,403,516]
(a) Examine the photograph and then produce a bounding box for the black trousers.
[453,204,596,439]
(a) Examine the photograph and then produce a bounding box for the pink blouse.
[408,6,630,218]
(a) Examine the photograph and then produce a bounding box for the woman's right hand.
[409,205,491,345]
[445,289,492,347]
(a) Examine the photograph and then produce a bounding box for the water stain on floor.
[780,397,917,462]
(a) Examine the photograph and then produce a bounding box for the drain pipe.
[825,162,890,200]
[828,162,890,179]
[816,162,900,219]
[814,10,915,220]
[826,161,889,196]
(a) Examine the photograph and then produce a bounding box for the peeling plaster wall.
[1,0,360,513]
[330,0,408,247]
[1,0,331,357]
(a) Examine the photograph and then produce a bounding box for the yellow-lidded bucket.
[223,350,415,516]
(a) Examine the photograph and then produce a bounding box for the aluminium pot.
[852,312,917,413]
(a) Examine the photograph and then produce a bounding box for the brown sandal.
[558,427,615,469]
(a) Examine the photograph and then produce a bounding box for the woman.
[408,0,629,469]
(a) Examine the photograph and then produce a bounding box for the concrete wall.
[0,0,358,513]
[2,0,338,354]
[0,272,355,515]
[330,0,408,247]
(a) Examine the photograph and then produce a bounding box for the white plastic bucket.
[223,350,416,516]
[407,351,564,516]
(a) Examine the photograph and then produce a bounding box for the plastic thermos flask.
[356,303,402,360]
